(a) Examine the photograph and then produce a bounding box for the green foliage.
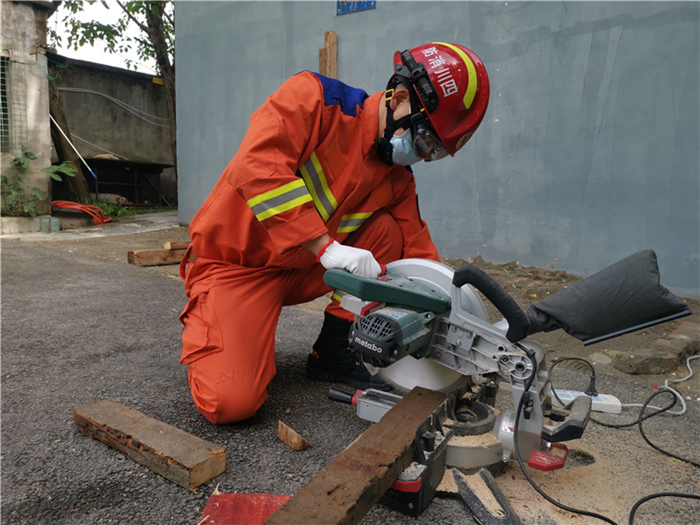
[1,149,78,216]
[43,161,79,182]
[2,147,45,217]
[48,1,174,73]
[93,200,134,218]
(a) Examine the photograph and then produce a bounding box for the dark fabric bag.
[525,250,691,345]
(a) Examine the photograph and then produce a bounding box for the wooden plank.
[324,31,338,79]
[163,241,190,250]
[319,47,330,77]
[74,400,226,489]
[265,387,448,525]
[319,30,337,79]
[127,247,187,266]
[278,421,313,451]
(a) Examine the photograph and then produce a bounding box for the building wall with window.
[175,2,699,297]
[1,1,54,214]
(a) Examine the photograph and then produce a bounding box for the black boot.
[306,312,390,391]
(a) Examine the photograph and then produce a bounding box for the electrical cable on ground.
[51,201,112,225]
[513,352,619,524]
[620,355,700,417]
[549,358,675,428]
[549,355,700,466]
[627,493,700,525]
[635,388,700,468]
[516,354,700,524]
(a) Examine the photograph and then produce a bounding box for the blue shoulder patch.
[312,73,368,117]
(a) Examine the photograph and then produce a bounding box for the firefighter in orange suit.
[180,43,490,423]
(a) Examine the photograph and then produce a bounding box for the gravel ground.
[1,216,698,524]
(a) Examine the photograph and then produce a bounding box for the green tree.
[49,0,176,170]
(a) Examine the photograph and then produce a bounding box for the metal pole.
[48,114,98,199]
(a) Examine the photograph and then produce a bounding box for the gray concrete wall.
[176,1,699,298]
[49,54,174,166]
[1,1,53,214]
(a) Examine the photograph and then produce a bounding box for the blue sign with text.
[337,1,376,16]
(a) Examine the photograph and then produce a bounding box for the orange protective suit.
[180,72,439,423]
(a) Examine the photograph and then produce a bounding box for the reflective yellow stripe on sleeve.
[298,152,338,222]
[337,212,374,233]
[247,179,313,222]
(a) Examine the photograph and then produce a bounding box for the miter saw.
[324,250,691,519]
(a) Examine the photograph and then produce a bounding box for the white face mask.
[390,129,423,166]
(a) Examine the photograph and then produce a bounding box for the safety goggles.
[412,123,448,161]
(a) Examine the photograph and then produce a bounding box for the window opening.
[0,57,10,153]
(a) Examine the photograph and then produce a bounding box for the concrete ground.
[1,212,698,525]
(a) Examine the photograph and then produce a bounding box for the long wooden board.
[74,400,226,489]
[265,387,448,525]
[163,241,190,250]
[127,247,187,266]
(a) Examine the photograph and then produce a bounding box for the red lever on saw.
[527,443,568,472]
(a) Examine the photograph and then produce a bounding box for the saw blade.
[372,259,489,393]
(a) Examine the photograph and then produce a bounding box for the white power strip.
[553,389,622,414]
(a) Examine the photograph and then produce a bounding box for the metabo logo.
[354,337,382,353]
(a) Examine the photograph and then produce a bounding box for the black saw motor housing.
[349,307,436,368]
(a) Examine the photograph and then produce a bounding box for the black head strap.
[375,75,412,165]
[375,50,439,166]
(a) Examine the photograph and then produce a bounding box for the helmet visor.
[413,125,448,161]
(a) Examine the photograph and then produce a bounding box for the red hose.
[51,201,113,225]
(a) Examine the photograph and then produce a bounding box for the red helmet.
[393,43,490,156]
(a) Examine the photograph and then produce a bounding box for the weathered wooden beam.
[127,247,187,266]
[74,400,226,489]
[319,30,338,79]
[265,387,448,525]
[163,241,190,250]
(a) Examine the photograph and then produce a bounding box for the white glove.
[319,240,382,278]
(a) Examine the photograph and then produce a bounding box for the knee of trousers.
[349,210,403,261]
[188,367,268,424]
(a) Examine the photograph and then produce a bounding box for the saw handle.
[452,265,530,343]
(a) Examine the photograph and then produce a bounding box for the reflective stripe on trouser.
[178,211,403,424]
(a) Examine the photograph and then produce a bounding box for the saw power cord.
[548,355,700,466]
[515,354,700,524]
[628,493,700,525]
[550,355,700,418]
[513,353,619,525]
